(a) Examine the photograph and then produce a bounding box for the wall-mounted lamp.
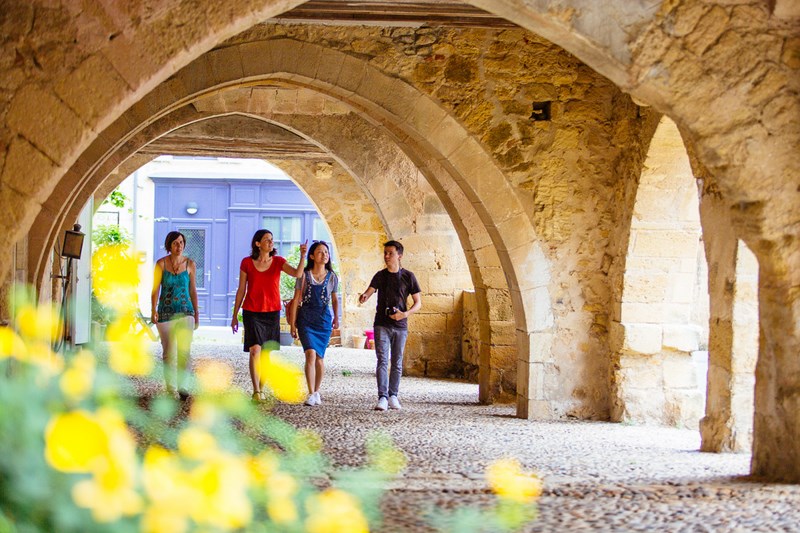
[186,202,198,215]
[61,224,85,259]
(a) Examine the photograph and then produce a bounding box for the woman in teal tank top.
[151,231,199,400]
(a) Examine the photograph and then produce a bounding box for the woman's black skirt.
[242,310,280,352]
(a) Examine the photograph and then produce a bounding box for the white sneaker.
[374,397,388,411]
[314,391,322,405]
[388,395,402,410]
[304,393,316,406]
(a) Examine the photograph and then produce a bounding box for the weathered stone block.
[663,354,698,389]
[611,322,662,355]
[632,230,700,258]
[7,85,85,166]
[623,273,669,303]
[663,324,701,352]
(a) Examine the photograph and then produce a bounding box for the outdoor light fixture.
[60,224,85,260]
[53,223,85,352]
[186,202,199,215]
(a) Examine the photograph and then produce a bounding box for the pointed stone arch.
[610,117,707,426]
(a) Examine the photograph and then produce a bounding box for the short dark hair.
[164,231,185,251]
[383,240,403,256]
[251,229,276,259]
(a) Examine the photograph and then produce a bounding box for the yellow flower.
[0,327,27,359]
[247,451,279,486]
[142,446,199,527]
[177,427,218,461]
[267,496,298,524]
[188,398,221,427]
[106,314,153,376]
[190,453,252,529]
[258,353,304,404]
[485,458,542,503]
[47,408,142,522]
[141,504,189,533]
[91,245,140,312]
[60,350,95,402]
[45,410,109,472]
[19,340,64,375]
[195,359,233,393]
[15,303,62,342]
[305,489,369,533]
[267,472,298,500]
[72,454,143,522]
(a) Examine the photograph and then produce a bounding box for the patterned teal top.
[157,270,194,321]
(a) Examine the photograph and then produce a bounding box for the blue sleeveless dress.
[296,271,335,358]
[157,270,194,321]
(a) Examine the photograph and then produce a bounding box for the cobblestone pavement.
[137,341,800,532]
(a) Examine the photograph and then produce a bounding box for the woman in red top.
[231,229,307,402]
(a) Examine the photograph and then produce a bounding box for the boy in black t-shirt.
[358,240,422,411]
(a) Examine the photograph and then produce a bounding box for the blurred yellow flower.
[45,410,108,472]
[258,353,304,404]
[178,427,219,461]
[485,458,542,503]
[305,489,368,533]
[60,350,95,402]
[267,496,298,524]
[142,446,198,530]
[141,504,189,533]
[188,398,221,427]
[247,451,279,486]
[106,315,153,376]
[0,327,27,359]
[190,453,252,529]
[72,454,143,522]
[19,340,64,375]
[46,407,142,521]
[15,303,61,342]
[195,359,234,393]
[91,245,140,312]
[267,472,298,500]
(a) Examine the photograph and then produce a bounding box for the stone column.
[751,244,800,481]
[699,191,757,452]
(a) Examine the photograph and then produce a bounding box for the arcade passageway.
[130,339,799,532]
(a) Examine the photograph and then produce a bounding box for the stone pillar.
[751,244,800,481]
[699,192,757,452]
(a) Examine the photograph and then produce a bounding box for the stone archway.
[28,40,546,414]
[2,0,797,480]
[610,117,707,427]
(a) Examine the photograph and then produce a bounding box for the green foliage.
[91,293,114,325]
[0,287,397,533]
[102,190,128,209]
[91,224,131,248]
[280,246,303,301]
[279,244,340,302]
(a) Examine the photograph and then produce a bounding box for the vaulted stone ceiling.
[272,0,518,27]
[144,115,331,160]
[145,0,519,161]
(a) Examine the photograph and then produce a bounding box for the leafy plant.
[280,246,303,301]
[0,257,398,532]
[91,224,131,248]
[102,190,129,209]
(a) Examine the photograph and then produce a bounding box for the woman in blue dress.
[151,231,199,400]
[289,241,339,406]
